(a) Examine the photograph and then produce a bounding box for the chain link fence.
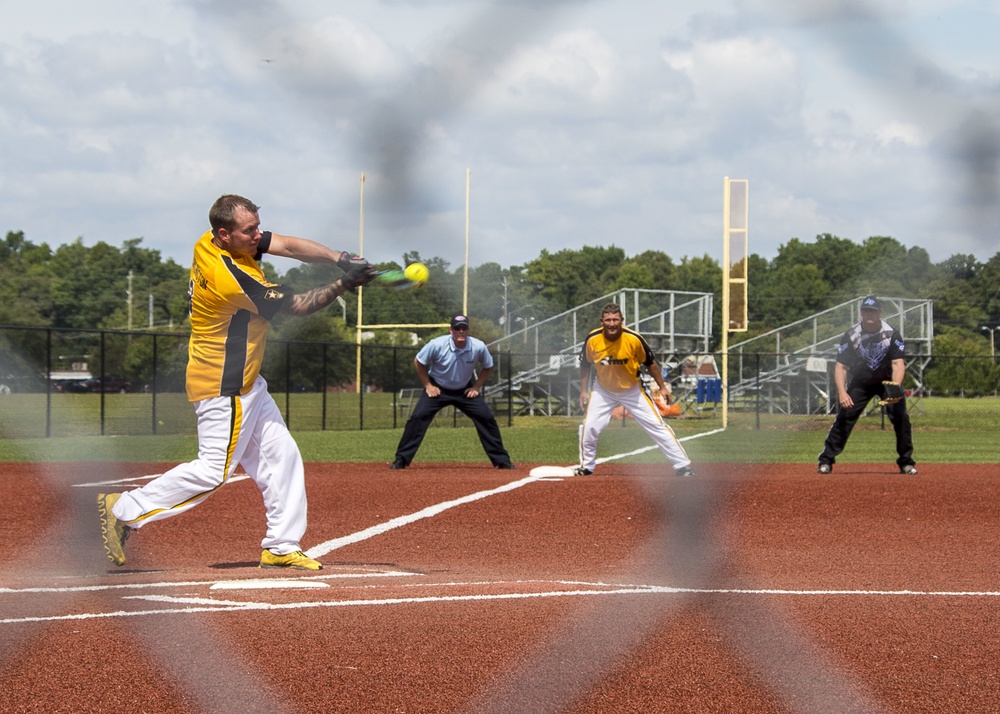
[2,325,999,438]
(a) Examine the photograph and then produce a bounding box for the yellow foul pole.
[355,173,365,392]
[721,177,749,430]
[722,178,732,429]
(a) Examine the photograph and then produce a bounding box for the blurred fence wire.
[2,324,999,439]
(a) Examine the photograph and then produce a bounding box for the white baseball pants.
[112,376,308,555]
[580,381,691,472]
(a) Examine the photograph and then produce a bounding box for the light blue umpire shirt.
[416,334,494,390]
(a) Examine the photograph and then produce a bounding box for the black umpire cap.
[450,315,470,329]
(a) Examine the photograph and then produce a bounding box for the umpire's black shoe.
[389,458,407,470]
[494,462,516,469]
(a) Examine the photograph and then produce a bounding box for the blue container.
[709,378,722,402]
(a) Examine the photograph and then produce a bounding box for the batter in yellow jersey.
[186,228,289,401]
[98,194,377,572]
[576,303,694,477]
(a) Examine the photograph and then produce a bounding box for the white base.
[529,465,579,478]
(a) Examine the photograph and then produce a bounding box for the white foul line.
[306,470,553,557]
[306,428,727,558]
[594,427,727,464]
[0,569,415,595]
[5,582,1000,625]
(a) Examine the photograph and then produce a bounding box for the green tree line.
[2,228,999,373]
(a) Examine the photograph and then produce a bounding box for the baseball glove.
[878,381,905,406]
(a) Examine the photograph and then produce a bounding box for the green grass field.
[1,393,995,465]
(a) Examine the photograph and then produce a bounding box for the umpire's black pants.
[818,383,915,469]
[393,385,512,467]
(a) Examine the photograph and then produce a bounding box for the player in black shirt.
[817,296,917,475]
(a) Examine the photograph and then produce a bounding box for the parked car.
[81,375,134,393]
[55,376,133,393]
[54,379,90,393]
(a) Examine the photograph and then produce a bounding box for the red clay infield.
[2,460,999,713]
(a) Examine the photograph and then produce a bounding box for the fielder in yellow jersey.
[97,194,377,571]
[576,303,694,477]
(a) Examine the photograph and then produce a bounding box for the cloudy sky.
[2,0,998,275]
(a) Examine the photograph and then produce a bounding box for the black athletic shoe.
[675,466,697,478]
[389,458,407,470]
[818,463,832,474]
[495,462,516,469]
[573,467,593,476]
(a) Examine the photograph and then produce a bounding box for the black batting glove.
[336,251,369,272]
[341,263,377,292]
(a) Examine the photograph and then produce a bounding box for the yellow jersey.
[185,230,290,401]
[580,326,656,393]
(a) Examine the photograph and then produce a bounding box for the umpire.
[390,314,515,470]
[818,295,917,475]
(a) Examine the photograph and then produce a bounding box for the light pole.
[515,315,536,343]
[501,276,509,336]
[981,325,998,358]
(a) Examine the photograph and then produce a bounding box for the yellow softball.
[404,262,429,284]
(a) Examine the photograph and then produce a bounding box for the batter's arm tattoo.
[285,280,346,317]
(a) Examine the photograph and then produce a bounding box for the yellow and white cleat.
[259,550,323,571]
[97,492,130,566]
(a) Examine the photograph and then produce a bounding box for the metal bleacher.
[410,292,932,421]
[484,288,714,417]
[727,297,934,415]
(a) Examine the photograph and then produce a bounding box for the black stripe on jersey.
[622,326,656,365]
[579,327,602,357]
[220,310,251,397]
[221,254,290,321]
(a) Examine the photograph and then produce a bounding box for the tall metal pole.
[981,326,996,358]
[126,269,134,331]
[464,168,471,315]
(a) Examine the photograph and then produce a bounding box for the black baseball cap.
[450,315,470,329]
[860,295,881,311]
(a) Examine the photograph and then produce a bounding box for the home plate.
[211,579,329,590]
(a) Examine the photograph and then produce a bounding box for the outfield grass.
[0,415,993,465]
[1,391,996,463]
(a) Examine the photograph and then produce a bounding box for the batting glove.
[341,263,377,292]
[336,251,369,272]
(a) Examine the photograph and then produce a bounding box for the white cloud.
[254,16,404,87]
[0,0,997,275]
[490,30,620,108]
[664,35,803,131]
[876,120,925,147]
